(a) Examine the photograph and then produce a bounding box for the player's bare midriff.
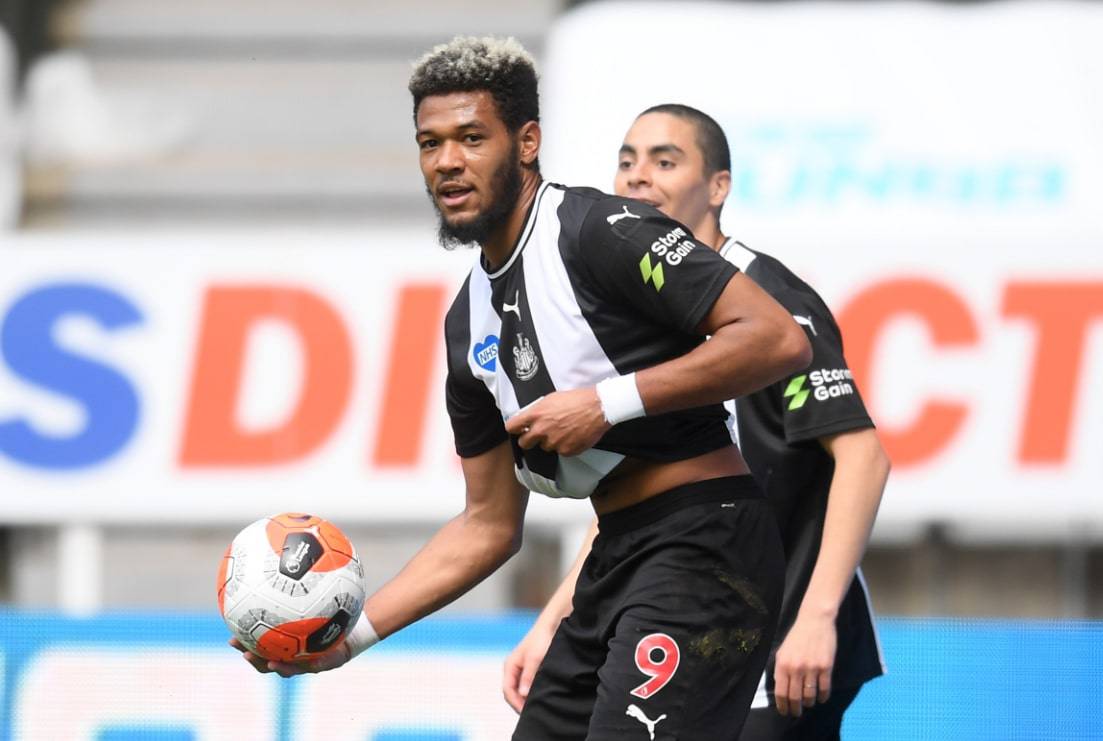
[589,444,750,516]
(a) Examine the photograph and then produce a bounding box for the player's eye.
[658,159,675,169]
[618,160,633,170]
[418,139,437,150]
[464,133,483,144]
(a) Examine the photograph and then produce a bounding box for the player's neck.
[690,217,727,252]
[480,171,543,271]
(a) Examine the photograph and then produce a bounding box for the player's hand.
[502,622,556,713]
[773,612,836,717]
[504,388,610,457]
[229,637,352,678]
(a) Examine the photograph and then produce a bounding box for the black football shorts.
[514,475,785,741]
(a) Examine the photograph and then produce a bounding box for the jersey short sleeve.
[445,370,508,457]
[773,290,873,443]
[577,198,738,335]
[443,303,508,458]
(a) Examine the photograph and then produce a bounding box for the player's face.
[416,90,522,246]
[614,113,715,232]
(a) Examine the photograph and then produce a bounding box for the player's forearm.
[636,313,810,416]
[799,430,890,620]
[363,512,521,639]
[533,519,598,633]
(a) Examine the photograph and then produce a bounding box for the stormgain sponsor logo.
[785,367,855,410]
[723,124,1065,209]
[784,375,810,410]
[810,367,854,402]
[639,254,665,292]
[650,227,697,266]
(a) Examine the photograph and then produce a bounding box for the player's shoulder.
[556,183,621,211]
[557,184,668,237]
[723,240,841,325]
[723,241,823,299]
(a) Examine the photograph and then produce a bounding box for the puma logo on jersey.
[503,291,522,319]
[793,314,817,336]
[607,205,641,225]
[626,704,667,740]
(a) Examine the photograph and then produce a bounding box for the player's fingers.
[817,668,832,704]
[300,647,349,674]
[269,660,306,678]
[774,672,790,716]
[502,657,524,713]
[504,413,530,436]
[519,654,540,701]
[507,417,541,450]
[801,675,817,708]
[238,649,273,673]
[504,397,545,437]
[786,676,804,717]
[516,427,538,452]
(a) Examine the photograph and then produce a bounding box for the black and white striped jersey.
[443,181,739,499]
[719,238,885,695]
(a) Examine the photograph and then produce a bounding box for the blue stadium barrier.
[0,610,1098,740]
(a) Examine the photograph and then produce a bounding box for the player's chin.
[440,206,481,227]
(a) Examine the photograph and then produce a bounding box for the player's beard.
[431,145,522,250]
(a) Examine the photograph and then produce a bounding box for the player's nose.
[435,139,465,173]
[626,163,650,188]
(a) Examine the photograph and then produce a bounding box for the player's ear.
[709,169,731,210]
[517,120,541,167]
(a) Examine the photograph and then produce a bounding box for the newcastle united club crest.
[512,333,540,381]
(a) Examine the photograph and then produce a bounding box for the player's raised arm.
[637,270,811,416]
[507,203,810,452]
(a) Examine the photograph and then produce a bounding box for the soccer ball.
[217,513,366,663]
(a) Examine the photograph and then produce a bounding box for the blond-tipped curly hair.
[409,36,539,131]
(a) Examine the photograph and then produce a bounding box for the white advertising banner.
[540,1,1103,536]
[0,228,1100,535]
[542,1,1103,243]
[0,231,593,526]
[0,2,1101,535]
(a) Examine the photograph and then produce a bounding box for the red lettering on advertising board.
[838,278,978,467]
[179,286,352,466]
[1002,281,1103,464]
[372,283,448,467]
[169,277,1101,474]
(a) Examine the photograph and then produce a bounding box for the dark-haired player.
[232,37,813,739]
[503,104,890,740]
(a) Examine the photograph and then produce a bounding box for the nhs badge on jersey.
[473,335,500,372]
